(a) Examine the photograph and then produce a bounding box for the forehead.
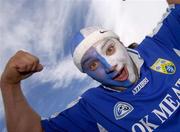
[82,39,108,59]
[81,38,116,64]
[92,38,108,48]
[81,38,118,59]
[92,38,116,49]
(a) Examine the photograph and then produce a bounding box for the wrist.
[0,80,21,90]
[0,81,23,103]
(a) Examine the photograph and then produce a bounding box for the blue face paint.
[81,47,133,88]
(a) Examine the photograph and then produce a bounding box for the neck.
[127,48,144,76]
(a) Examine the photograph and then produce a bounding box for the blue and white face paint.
[81,38,138,89]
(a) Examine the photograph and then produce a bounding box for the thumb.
[36,64,44,72]
[21,64,43,80]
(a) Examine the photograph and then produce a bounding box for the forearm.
[167,0,180,4]
[1,82,42,132]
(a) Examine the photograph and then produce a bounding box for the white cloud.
[86,0,168,46]
[0,0,88,84]
[36,55,88,89]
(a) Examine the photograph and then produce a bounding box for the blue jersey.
[41,4,180,132]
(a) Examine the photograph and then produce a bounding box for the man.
[0,0,180,132]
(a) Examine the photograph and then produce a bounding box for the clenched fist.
[1,50,43,85]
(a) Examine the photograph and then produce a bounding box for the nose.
[105,64,118,74]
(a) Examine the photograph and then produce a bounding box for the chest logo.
[150,58,176,74]
[114,101,134,120]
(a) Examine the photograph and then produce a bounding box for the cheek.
[117,45,129,57]
[104,51,127,66]
[87,66,108,80]
[113,46,129,62]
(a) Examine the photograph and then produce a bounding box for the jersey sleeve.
[41,98,99,132]
[150,4,180,50]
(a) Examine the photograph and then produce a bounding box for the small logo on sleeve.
[114,101,134,120]
[150,58,176,74]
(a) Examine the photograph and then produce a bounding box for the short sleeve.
[150,4,180,50]
[41,98,99,132]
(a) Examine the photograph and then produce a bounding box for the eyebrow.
[82,57,92,66]
[101,39,111,50]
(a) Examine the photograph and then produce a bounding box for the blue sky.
[0,0,167,131]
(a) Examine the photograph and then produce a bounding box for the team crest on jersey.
[150,58,176,74]
[113,101,134,120]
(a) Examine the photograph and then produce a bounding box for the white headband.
[73,30,119,72]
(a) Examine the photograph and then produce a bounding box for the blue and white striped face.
[81,38,138,89]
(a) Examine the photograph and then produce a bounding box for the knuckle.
[16,50,24,54]
[33,56,39,64]
[35,58,39,63]
[14,51,40,65]
[15,50,27,58]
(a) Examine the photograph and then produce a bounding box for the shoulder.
[81,85,103,98]
[65,86,102,109]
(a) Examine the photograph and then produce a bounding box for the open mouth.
[113,66,129,81]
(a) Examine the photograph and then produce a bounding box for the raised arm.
[0,51,44,132]
[167,0,180,4]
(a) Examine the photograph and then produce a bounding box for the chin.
[129,73,139,84]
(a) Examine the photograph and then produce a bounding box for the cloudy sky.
[0,0,168,131]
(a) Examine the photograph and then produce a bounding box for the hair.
[117,38,138,49]
[128,42,138,49]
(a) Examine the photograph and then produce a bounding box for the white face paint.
[93,38,138,84]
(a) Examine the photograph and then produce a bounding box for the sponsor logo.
[151,58,176,74]
[132,77,149,95]
[114,101,134,120]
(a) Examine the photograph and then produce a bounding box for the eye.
[106,44,115,56]
[89,60,99,71]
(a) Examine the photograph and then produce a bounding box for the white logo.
[114,101,134,120]
[132,77,149,95]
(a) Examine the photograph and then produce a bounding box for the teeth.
[113,66,129,81]
[113,67,124,79]
[118,67,124,75]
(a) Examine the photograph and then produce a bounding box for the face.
[81,38,138,89]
